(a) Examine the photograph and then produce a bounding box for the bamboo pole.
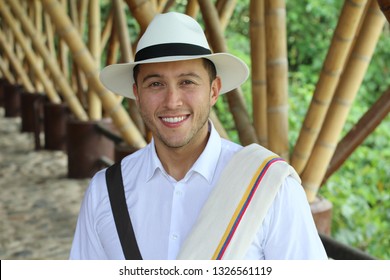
[377,0,390,22]
[113,0,133,64]
[41,0,147,148]
[156,0,168,12]
[77,0,89,37]
[101,6,114,50]
[112,0,146,138]
[323,87,390,184]
[198,0,258,146]
[216,0,237,31]
[44,11,56,60]
[87,0,102,120]
[4,0,89,120]
[105,22,120,66]
[301,0,386,202]
[69,0,88,104]
[291,0,368,173]
[0,56,15,84]
[250,0,268,147]
[185,0,199,18]
[264,0,289,160]
[0,31,36,93]
[31,0,45,92]
[124,0,157,34]
[58,0,70,84]
[0,1,62,104]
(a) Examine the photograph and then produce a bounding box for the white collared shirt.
[70,122,327,260]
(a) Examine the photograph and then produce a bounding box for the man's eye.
[149,82,163,87]
[182,80,195,85]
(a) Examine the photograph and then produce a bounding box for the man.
[70,12,327,260]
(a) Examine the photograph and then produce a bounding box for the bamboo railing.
[0,0,62,104]
[3,0,88,120]
[0,31,35,93]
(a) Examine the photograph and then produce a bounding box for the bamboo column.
[323,86,390,184]
[291,0,368,173]
[41,0,147,148]
[250,0,268,147]
[87,0,103,120]
[264,0,289,160]
[0,31,36,93]
[198,0,258,146]
[0,1,62,104]
[301,0,386,202]
[377,0,390,22]
[4,0,88,120]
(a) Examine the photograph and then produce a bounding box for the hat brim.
[99,53,249,99]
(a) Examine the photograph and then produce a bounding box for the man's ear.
[133,83,140,104]
[210,76,222,106]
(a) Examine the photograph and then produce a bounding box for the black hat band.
[135,43,212,62]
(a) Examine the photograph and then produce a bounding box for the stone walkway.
[0,108,90,259]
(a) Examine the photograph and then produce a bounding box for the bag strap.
[105,161,142,260]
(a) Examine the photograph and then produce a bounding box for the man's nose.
[164,86,183,108]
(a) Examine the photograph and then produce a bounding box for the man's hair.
[133,58,217,86]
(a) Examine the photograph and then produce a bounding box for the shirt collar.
[145,120,222,183]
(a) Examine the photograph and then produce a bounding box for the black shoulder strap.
[105,161,143,260]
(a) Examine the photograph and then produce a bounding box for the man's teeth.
[162,116,186,123]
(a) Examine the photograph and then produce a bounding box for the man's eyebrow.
[142,74,162,83]
[179,72,202,79]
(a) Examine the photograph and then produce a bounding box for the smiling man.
[69,12,327,260]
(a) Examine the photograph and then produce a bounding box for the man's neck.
[155,133,210,181]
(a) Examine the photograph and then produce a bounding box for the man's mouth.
[160,115,189,125]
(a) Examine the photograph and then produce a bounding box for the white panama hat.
[99,12,249,99]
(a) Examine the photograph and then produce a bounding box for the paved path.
[0,108,89,259]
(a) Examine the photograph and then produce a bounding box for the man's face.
[133,59,221,150]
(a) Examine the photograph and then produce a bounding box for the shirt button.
[175,190,183,196]
[172,234,179,240]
